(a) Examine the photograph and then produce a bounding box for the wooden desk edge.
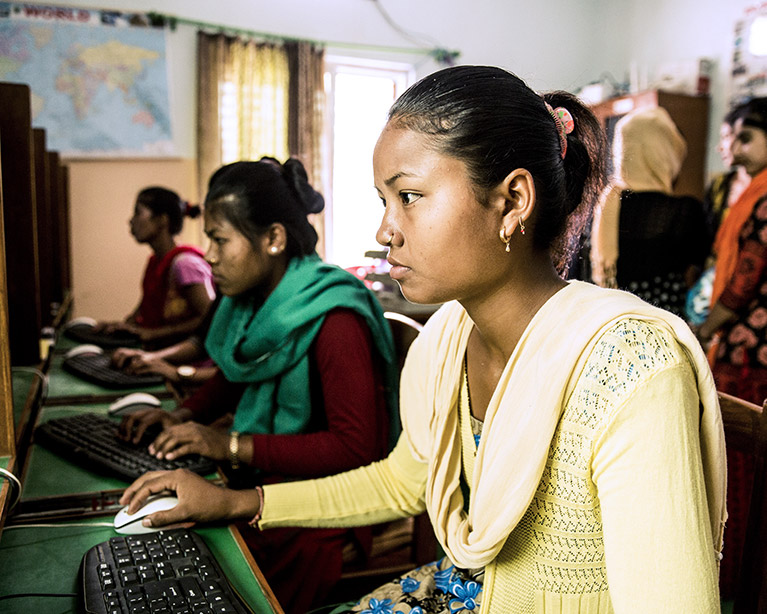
[229,524,285,614]
[0,455,18,535]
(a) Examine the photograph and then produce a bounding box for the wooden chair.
[332,311,438,599]
[717,391,767,613]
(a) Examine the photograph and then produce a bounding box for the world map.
[0,13,172,156]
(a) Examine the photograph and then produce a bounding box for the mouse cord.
[0,467,22,511]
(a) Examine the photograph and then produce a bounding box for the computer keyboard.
[65,322,141,348]
[64,352,165,388]
[35,413,218,481]
[80,528,251,613]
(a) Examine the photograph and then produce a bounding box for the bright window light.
[749,15,767,57]
[324,58,413,268]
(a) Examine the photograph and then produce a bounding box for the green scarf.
[205,254,399,448]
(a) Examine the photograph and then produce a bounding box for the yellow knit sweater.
[260,290,723,613]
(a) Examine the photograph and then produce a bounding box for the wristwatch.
[176,365,197,382]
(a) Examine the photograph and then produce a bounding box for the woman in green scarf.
[120,158,399,614]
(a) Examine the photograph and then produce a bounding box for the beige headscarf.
[399,281,726,570]
[591,107,688,287]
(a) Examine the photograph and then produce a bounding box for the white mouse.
[114,494,180,535]
[62,316,98,331]
[108,392,163,415]
[65,344,104,359]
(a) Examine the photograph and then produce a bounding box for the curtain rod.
[147,12,460,64]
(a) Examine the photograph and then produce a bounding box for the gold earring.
[519,219,526,236]
[499,227,511,252]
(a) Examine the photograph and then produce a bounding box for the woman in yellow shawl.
[120,66,726,614]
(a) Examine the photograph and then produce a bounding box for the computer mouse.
[63,316,98,331]
[108,392,163,415]
[65,344,104,359]
[114,494,179,535]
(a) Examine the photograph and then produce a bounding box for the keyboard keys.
[34,413,217,481]
[81,529,249,614]
[63,352,164,388]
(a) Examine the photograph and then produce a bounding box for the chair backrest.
[717,391,767,613]
[383,311,423,371]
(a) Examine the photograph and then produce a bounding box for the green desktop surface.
[45,352,168,402]
[11,368,41,425]
[0,520,279,613]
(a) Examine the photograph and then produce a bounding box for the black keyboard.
[64,352,165,388]
[35,413,217,481]
[64,322,141,348]
[80,529,251,613]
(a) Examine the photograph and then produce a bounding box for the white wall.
[18,0,757,317]
[34,0,752,167]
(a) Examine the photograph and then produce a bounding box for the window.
[323,57,414,268]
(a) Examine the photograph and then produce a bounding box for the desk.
[0,521,281,613]
[44,351,170,404]
[2,379,284,613]
[20,401,179,500]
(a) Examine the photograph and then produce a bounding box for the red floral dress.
[712,194,767,598]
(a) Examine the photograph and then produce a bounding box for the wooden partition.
[33,129,55,327]
[46,150,71,309]
[0,83,41,365]
[0,131,14,460]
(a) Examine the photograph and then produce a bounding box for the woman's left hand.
[149,422,230,462]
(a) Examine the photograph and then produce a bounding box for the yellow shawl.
[399,280,726,570]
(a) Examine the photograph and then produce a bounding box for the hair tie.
[545,102,575,159]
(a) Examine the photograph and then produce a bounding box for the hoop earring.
[499,227,511,252]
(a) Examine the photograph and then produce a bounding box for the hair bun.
[282,158,325,214]
[184,202,202,218]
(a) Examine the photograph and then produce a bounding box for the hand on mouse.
[149,422,230,462]
[120,469,261,527]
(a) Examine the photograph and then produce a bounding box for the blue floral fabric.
[339,557,483,614]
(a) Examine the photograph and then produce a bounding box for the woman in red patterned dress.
[697,96,767,598]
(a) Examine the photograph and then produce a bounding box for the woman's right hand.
[119,408,184,445]
[119,469,261,528]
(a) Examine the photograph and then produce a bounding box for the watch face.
[177,365,196,378]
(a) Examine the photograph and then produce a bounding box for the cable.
[11,366,49,401]
[367,0,440,49]
[3,522,114,529]
[366,0,460,65]
[0,467,22,511]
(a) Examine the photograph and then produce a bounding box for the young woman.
[97,187,216,349]
[121,67,726,613]
[697,96,767,598]
[120,159,400,614]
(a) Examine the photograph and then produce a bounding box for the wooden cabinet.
[590,90,710,200]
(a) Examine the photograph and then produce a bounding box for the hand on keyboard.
[149,422,231,463]
[120,407,185,445]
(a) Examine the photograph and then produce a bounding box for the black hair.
[737,96,767,134]
[204,157,324,258]
[136,186,200,235]
[388,65,606,275]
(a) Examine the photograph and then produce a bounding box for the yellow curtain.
[197,32,289,199]
[286,41,326,258]
[197,33,327,256]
